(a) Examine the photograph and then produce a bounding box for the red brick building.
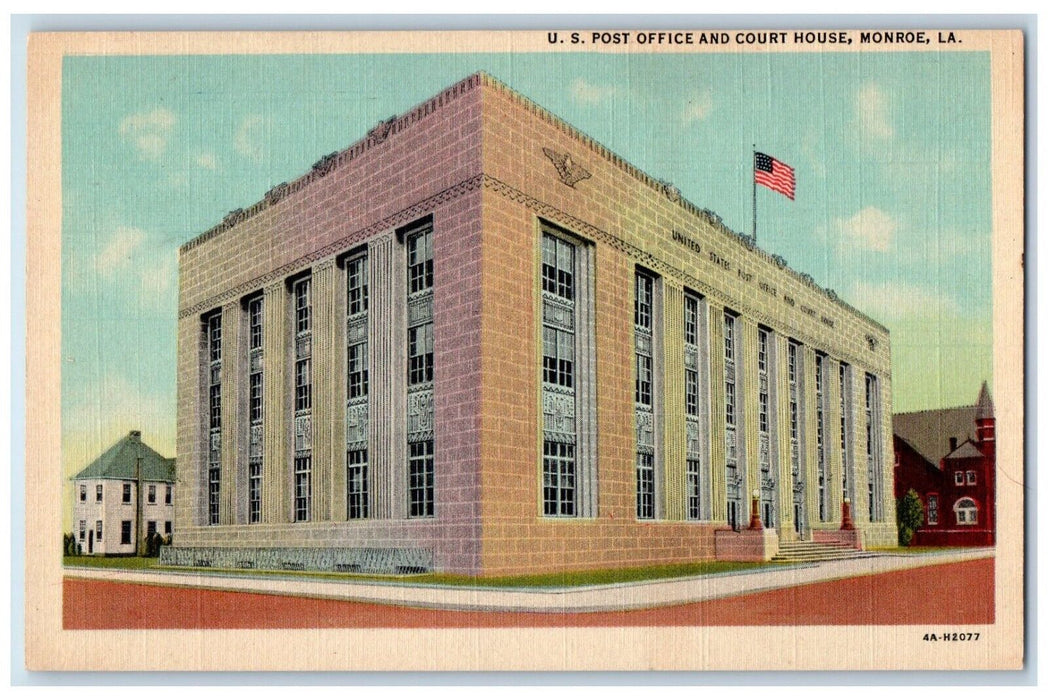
[893,382,996,546]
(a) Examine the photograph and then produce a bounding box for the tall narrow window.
[247,295,263,524]
[408,439,435,517]
[543,441,576,517]
[865,373,883,521]
[686,458,702,520]
[347,448,369,519]
[927,494,939,525]
[683,293,705,520]
[345,253,370,520]
[405,222,435,518]
[541,231,580,518]
[636,453,655,520]
[205,311,222,526]
[724,311,742,529]
[757,327,775,528]
[292,277,312,522]
[815,353,827,521]
[634,270,659,520]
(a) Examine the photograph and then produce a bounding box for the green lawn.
[63,556,163,570]
[63,556,786,588]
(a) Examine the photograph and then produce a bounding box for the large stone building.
[166,73,897,576]
[71,430,175,556]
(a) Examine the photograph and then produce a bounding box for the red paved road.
[64,557,993,629]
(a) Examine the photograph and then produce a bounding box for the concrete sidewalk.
[64,548,994,613]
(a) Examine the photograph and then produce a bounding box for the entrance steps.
[771,540,878,563]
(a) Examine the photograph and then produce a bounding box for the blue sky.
[61,51,993,477]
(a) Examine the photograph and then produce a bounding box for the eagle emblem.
[543,147,592,188]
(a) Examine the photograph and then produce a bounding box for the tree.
[897,489,924,546]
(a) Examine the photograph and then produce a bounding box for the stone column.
[877,371,895,526]
[261,280,290,523]
[310,258,339,522]
[661,282,686,521]
[738,316,757,519]
[774,333,794,535]
[802,346,821,525]
[175,314,207,527]
[825,358,843,525]
[368,233,407,519]
[218,301,241,526]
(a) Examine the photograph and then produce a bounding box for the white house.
[71,430,176,556]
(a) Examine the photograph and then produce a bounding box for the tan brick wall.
[474,76,893,574]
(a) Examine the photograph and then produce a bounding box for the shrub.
[896,489,924,546]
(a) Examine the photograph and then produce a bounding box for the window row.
[78,483,172,505]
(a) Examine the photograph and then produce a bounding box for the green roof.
[72,431,175,483]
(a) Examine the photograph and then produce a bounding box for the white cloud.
[835,206,897,252]
[850,280,960,319]
[856,83,893,140]
[195,152,218,170]
[570,78,622,105]
[118,108,176,160]
[96,226,145,274]
[682,90,713,125]
[235,115,265,162]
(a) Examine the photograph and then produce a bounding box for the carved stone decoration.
[407,389,435,439]
[635,408,655,450]
[542,147,592,188]
[347,317,367,344]
[294,413,312,452]
[223,208,246,228]
[407,295,434,327]
[542,298,573,331]
[865,334,878,351]
[209,430,221,462]
[761,476,775,491]
[249,349,262,373]
[296,335,311,360]
[660,181,681,203]
[724,361,736,384]
[759,433,770,467]
[368,116,397,144]
[684,345,698,371]
[771,254,788,269]
[345,401,369,448]
[542,391,576,438]
[635,332,652,355]
[311,152,339,175]
[725,427,737,460]
[264,182,290,205]
[826,288,839,301]
[686,418,702,456]
[249,424,263,459]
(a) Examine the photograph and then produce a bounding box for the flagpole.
[752,145,758,243]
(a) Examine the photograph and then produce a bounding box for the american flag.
[754,152,795,200]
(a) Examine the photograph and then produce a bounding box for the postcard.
[24,27,1024,671]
